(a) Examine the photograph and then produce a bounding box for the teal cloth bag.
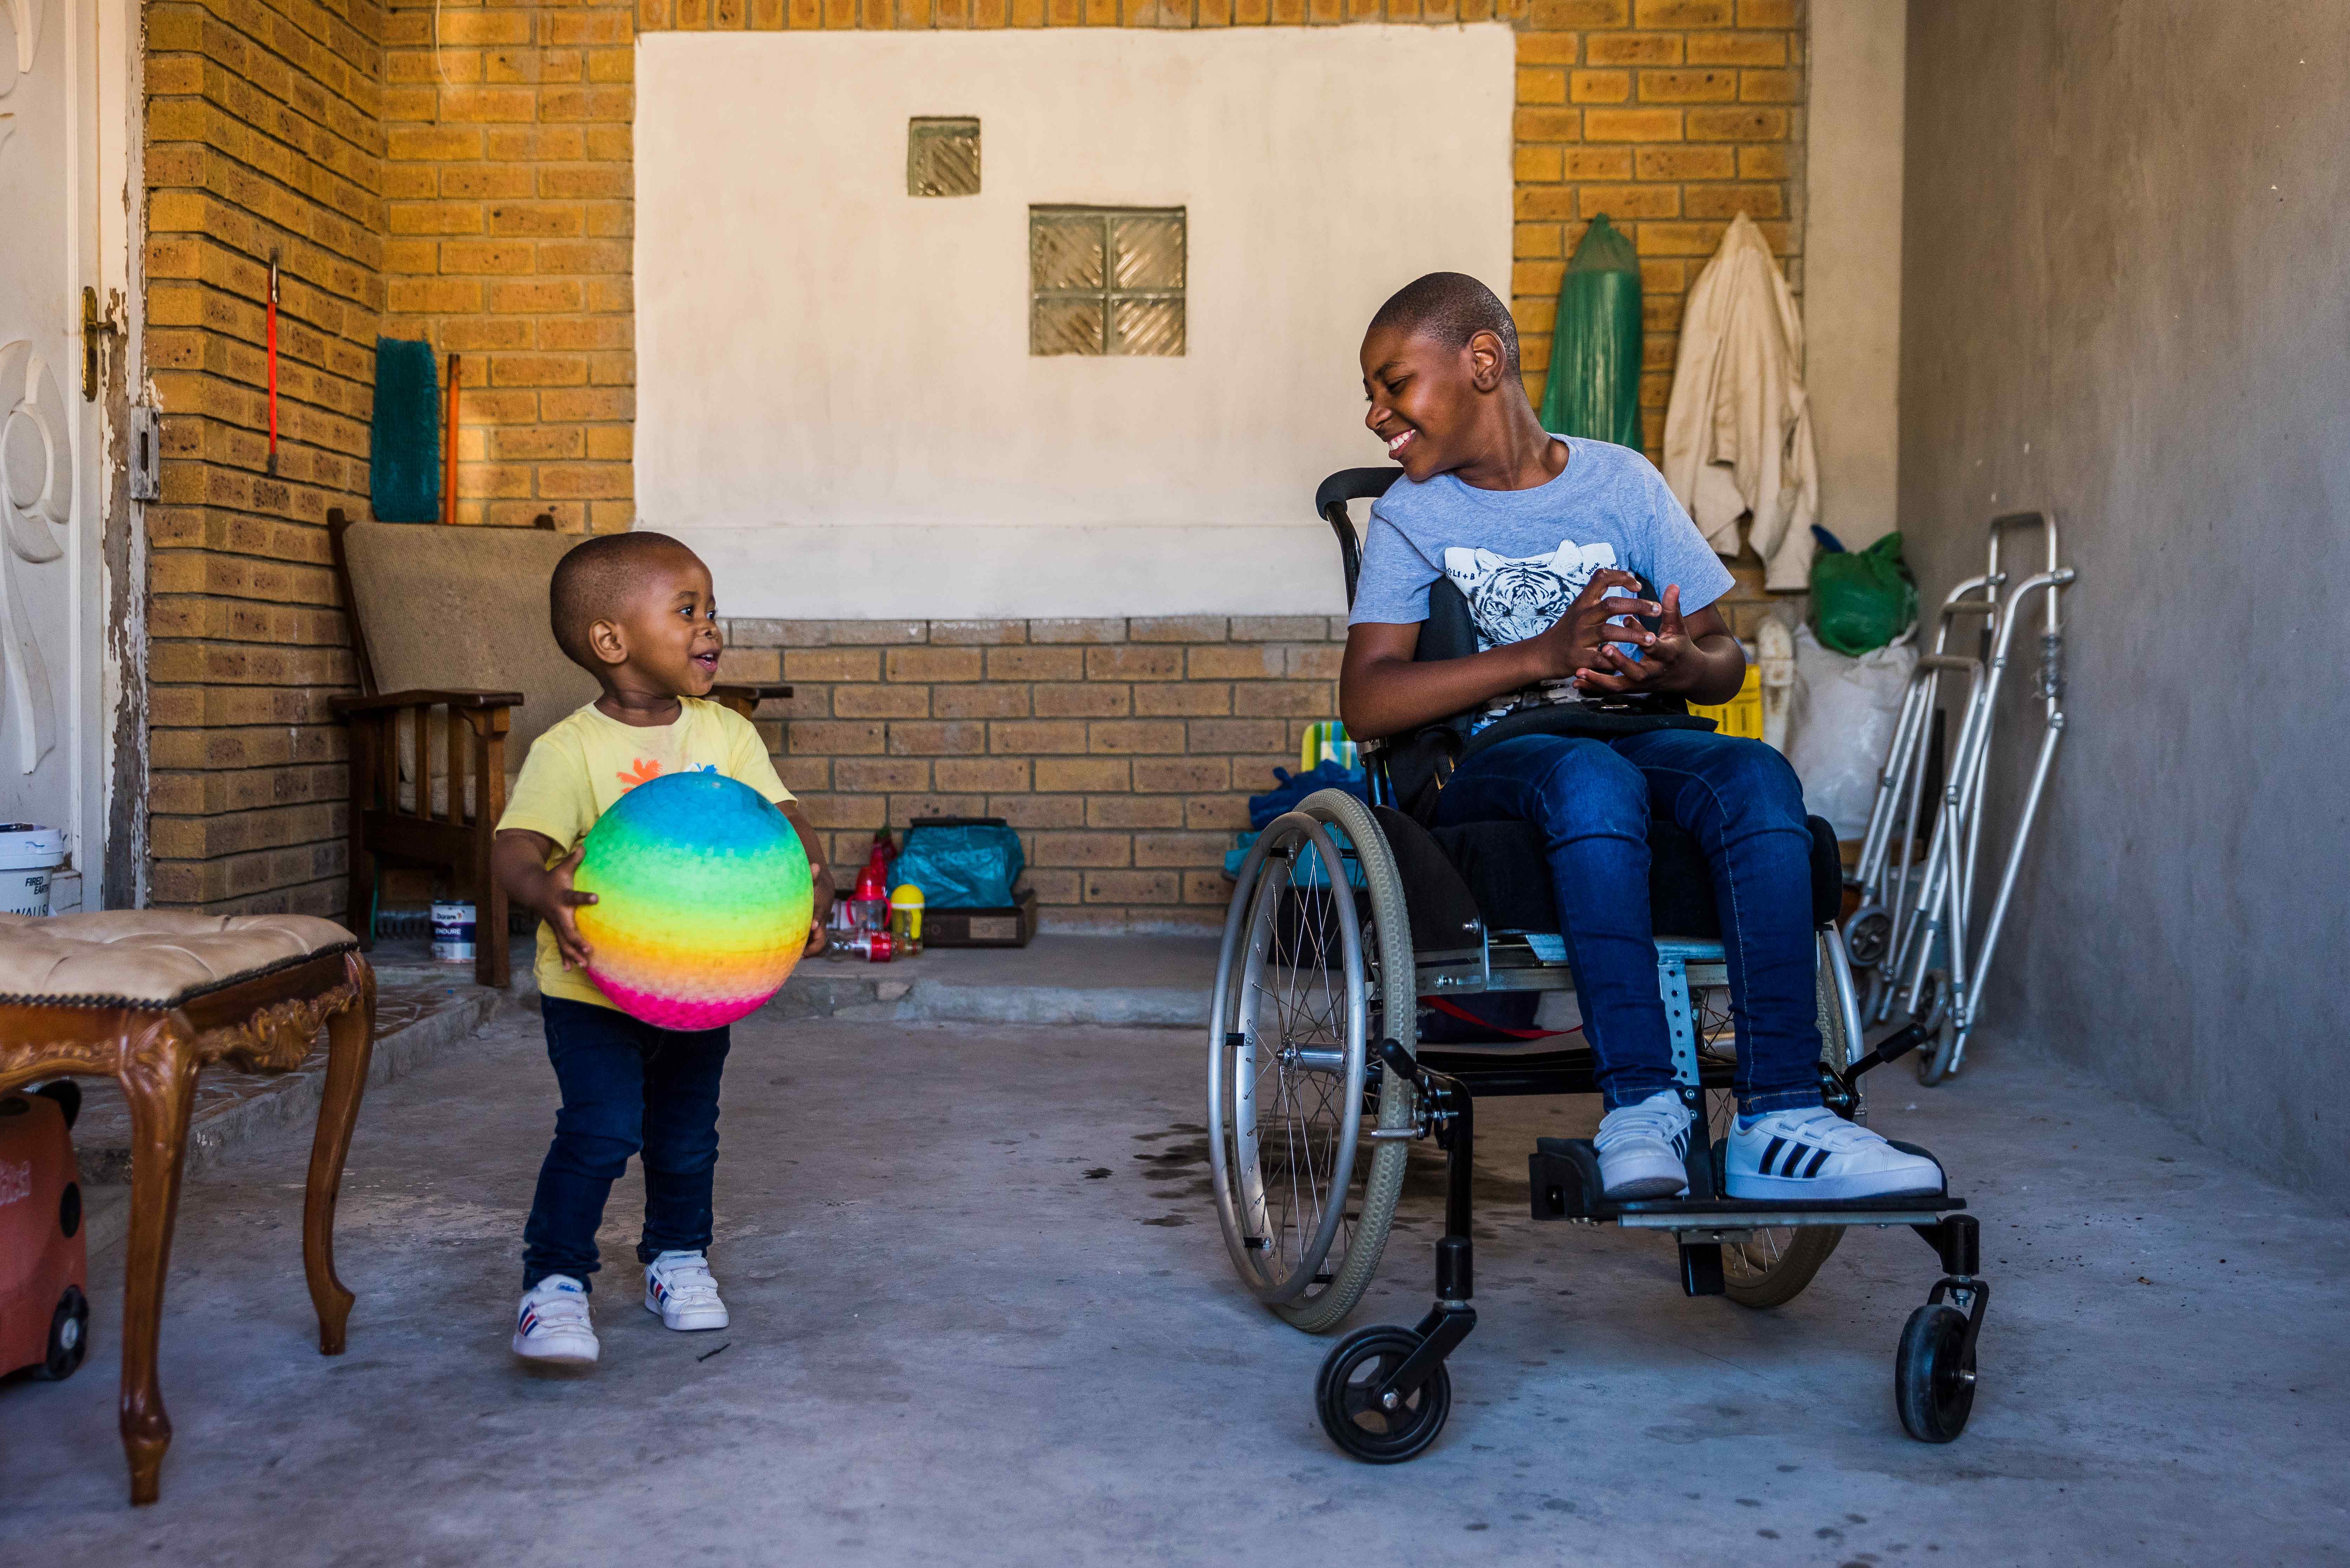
[370,337,440,523]
[891,821,1026,908]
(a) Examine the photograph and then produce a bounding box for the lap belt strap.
[1420,996,1582,1041]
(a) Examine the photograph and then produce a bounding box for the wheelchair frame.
[1204,469,1993,1463]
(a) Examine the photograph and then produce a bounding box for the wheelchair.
[1206,469,1988,1463]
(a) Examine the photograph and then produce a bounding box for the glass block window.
[907,118,980,198]
[1029,206,1186,357]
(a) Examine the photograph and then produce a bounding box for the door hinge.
[82,286,122,402]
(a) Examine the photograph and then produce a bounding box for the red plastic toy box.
[0,1082,90,1382]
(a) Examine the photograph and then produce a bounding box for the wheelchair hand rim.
[1207,810,1370,1305]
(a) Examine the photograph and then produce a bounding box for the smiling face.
[589,545,723,699]
[1360,322,1511,483]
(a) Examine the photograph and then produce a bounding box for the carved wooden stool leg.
[303,956,376,1355]
[118,1015,199,1507]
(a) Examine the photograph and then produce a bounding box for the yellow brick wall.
[376,0,638,532]
[144,0,386,913]
[145,0,1802,924]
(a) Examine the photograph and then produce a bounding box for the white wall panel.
[635,26,1514,618]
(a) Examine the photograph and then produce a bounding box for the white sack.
[1786,624,1915,838]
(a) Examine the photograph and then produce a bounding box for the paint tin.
[431,901,477,963]
[0,825,67,916]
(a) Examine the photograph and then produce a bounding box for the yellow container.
[1690,665,1764,739]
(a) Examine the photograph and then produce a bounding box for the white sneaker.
[1726,1107,1944,1200]
[1594,1088,1692,1200]
[513,1276,598,1365]
[644,1250,729,1331]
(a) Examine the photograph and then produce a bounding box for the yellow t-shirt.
[495,697,795,1010]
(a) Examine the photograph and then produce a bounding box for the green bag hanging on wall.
[1539,213,1642,449]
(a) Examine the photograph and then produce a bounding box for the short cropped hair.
[1367,272,1521,377]
[548,530,697,667]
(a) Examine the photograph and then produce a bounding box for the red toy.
[0,1081,90,1382]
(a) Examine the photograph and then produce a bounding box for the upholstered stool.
[0,913,376,1504]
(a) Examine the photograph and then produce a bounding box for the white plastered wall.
[1803,0,1905,549]
[635,26,1514,619]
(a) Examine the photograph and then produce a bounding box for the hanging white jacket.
[1661,213,1820,591]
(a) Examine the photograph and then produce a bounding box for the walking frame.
[1844,512,2076,1085]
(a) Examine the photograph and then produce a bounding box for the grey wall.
[1899,2,2350,1200]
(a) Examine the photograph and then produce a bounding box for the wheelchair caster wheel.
[1315,1325,1451,1463]
[1895,1302,1975,1442]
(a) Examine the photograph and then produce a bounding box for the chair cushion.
[0,913,357,1009]
[341,521,603,767]
[1427,815,1842,939]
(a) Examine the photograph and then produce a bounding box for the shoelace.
[1594,1097,1688,1153]
[654,1257,721,1306]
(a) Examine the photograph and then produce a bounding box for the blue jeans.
[1436,729,1823,1116]
[521,996,732,1292]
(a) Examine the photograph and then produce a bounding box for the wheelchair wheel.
[1702,927,1858,1309]
[1315,1325,1451,1462]
[1208,789,1415,1334]
[1895,1302,1976,1441]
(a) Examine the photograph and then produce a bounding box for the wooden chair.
[0,912,374,1504]
[326,512,789,987]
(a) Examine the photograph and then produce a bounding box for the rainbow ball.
[573,770,812,1030]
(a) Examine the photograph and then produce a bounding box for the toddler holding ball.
[493,531,833,1367]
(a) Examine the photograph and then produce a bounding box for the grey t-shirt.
[1347,436,1734,723]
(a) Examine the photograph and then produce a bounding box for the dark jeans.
[1436,728,1822,1116]
[521,996,731,1292]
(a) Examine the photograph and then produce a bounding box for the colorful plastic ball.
[573,770,812,1029]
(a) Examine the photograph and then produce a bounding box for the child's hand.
[803,863,834,957]
[1526,569,1661,683]
[539,844,599,970]
[1574,583,1700,696]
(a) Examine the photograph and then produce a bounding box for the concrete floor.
[3,1007,2345,1565]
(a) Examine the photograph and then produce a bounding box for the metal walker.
[1843,512,2076,1085]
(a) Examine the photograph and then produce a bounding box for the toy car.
[1,1081,90,1382]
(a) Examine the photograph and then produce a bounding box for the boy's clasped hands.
[1521,568,1712,697]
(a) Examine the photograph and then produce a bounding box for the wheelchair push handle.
[1317,467,1402,611]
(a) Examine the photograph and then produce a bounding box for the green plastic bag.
[1539,214,1642,449]
[1810,532,1919,655]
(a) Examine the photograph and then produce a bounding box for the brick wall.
[143,0,1805,922]
[144,0,386,913]
[376,0,637,533]
[1509,0,1804,457]
[726,617,1343,932]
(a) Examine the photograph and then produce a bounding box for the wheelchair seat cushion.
[1427,815,1842,939]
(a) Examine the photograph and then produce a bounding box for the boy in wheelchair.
[1342,273,1939,1206]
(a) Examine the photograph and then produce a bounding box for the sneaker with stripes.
[1594,1088,1693,1200]
[644,1250,729,1331]
[1726,1107,1943,1201]
[512,1275,599,1366]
